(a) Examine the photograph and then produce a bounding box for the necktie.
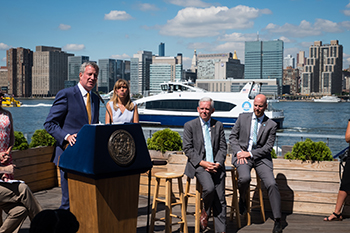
[252,117,258,148]
[86,92,91,124]
[204,121,214,163]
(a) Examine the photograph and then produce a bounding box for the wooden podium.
[59,124,152,233]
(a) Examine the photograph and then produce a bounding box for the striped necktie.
[204,121,214,163]
[86,92,91,124]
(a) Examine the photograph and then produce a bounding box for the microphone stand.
[94,91,112,125]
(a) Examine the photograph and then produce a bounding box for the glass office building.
[244,40,283,94]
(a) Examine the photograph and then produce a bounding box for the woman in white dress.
[105,79,139,124]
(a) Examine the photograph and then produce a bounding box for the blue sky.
[1,0,350,70]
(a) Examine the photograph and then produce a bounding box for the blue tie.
[204,121,214,163]
[252,118,258,148]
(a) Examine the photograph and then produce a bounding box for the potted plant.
[12,129,57,192]
[147,128,182,160]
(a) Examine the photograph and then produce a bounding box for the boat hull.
[139,114,283,129]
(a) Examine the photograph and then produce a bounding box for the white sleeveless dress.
[109,101,135,124]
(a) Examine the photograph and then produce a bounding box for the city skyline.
[1,0,350,70]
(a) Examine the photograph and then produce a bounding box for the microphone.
[94,91,112,125]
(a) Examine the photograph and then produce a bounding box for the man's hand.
[67,134,77,146]
[1,164,15,174]
[236,151,250,164]
[199,161,219,173]
[0,146,12,163]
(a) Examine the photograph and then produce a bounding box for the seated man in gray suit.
[229,94,282,233]
[183,97,227,233]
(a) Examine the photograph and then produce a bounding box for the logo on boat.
[242,101,251,111]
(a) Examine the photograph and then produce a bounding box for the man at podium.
[44,61,100,210]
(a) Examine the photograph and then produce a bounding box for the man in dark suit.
[44,61,100,210]
[229,94,282,233]
[183,97,227,233]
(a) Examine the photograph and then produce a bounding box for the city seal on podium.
[108,129,136,167]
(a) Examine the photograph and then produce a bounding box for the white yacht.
[135,81,284,129]
[314,95,341,103]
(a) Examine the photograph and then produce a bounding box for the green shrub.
[13,131,29,150]
[29,129,56,148]
[147,128,182,153]
[284,138,333,162]
[271,148,277,159]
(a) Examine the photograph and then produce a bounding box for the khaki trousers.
[0,182,42,233]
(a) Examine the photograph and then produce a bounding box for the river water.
[6,99,350,156]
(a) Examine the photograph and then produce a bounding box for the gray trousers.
[195,166,226,232]
[235,159,281,219]
[0,182,42,233]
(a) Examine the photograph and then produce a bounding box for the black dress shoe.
[272,220,282,233]
[239,198,247,215]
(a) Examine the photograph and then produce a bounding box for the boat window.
[145,100,236,112]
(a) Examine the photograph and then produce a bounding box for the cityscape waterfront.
[8,99,349,156]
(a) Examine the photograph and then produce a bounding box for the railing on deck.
[142,126,346,157]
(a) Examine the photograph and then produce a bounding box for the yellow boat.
[2,96,22,107]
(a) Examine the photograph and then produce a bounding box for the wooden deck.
[136,196,350,233]
[16,187,350,233]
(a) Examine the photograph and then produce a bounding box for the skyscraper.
[244,40,284,93]
[301,40,343,95]
[149,53,183,95]
[32,46,73,97]
[98,59,117,93]
[7,47,33,97]
[130,51,152,96]
[68,56,89,84]
[159,42,165,56]
[197,52,244,80]
[284,54,295,68]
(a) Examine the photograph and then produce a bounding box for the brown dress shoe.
[200,209,208,230]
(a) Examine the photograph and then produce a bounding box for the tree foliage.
[284,138,333,162]
[29,129,56,148]
[13,131,29,150]
[147,128,182,153]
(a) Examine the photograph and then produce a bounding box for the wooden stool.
[150,171,188,233]
[225,166,241,228]
[245,172,266,225]
[184,176,202,233]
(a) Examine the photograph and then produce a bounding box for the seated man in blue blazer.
[183,97,227,233]
[44,61,100,210]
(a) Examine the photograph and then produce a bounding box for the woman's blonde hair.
[110,79,134,111]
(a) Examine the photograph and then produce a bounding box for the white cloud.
[104,10,133,20]
[299,41,314,48]
[138,3,159,11]
[160,5,272,38]
[218,32,257,42]
[166,0,211,7]
[0,43,10,50]
[343,10,350,16]
[279,36,295,43]
[110,53,131,59]
[58,24,71,30]
[264,19,347,38]
[1,57,5,62]
[187,42,212,50]
[63,44,85,51]
[347,3,350,8]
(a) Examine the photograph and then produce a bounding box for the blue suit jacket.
[44,85,100,165]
